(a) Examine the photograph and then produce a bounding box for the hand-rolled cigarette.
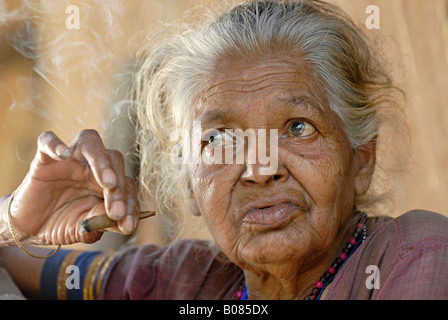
[78,211,155,234]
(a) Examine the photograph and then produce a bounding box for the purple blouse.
[40,210,448,300]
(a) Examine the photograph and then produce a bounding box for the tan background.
[1,0,447,248]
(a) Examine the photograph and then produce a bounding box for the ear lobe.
[354,137,377,196]
[188,183,201,216]
[189,199,201,216]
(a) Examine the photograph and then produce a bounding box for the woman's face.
[188,52,371,273]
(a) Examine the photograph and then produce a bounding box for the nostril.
[273,174,281,181]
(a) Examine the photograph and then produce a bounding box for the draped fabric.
[40,210,448,300]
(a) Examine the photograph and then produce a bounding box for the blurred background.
[1,0,447,249]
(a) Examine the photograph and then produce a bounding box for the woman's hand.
[6,129,140,245]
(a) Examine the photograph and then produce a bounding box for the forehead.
[196,52,327,121]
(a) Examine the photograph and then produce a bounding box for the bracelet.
[6,191,61,259]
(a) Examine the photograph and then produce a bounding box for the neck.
[243,215,360,300]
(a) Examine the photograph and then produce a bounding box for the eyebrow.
[197,109,240,127]
[275,95,312,108]
[197,95,320,126]
[276,95,325,115]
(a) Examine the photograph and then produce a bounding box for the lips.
[240,196,306,231]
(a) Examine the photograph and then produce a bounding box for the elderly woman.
[1,0,448,300]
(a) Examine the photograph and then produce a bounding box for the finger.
[82,178,139,235]
[76,201,106,244]
[68,129,118,189]
[67,130,131,224]
[103,150,128,221]
[36,131,70,164]
[116,177,140,234]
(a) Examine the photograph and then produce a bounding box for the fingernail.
[110,201,126,219]
[55,145,67,157]
[122,215,135,233]
[57,146,71,159]
[102,169,117,186]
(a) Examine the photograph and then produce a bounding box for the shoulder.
[389,210,448,250]
[328,210,448,299]
[110,238,219,277]
[375,211,448,299]
[364,210,448,251]
[365,210,448,299]
[102,238,242,299]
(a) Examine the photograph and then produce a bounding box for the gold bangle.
[6,191,61,259]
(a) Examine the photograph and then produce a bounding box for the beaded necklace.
[235,211,368,300]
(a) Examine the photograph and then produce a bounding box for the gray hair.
[133,0,403,243]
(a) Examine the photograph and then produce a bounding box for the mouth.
[240,197,305,231]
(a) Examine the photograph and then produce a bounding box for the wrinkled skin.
[1,130,140,246]
[188,52,376,299]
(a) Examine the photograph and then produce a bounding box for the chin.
[236,228,311,268]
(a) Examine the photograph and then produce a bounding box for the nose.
[240,161,288,186]
[239,128,288,186]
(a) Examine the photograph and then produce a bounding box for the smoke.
[0,0,168,138]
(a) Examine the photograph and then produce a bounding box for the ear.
[354,137,377,196]
[187,182,201,216]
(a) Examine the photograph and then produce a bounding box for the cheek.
[282,136,356,241]
[285,135,355,206]
[188,163,241,237]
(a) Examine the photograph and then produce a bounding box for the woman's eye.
[204,129,233,147]
[288,120,316,137]
[204,130,222,147]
